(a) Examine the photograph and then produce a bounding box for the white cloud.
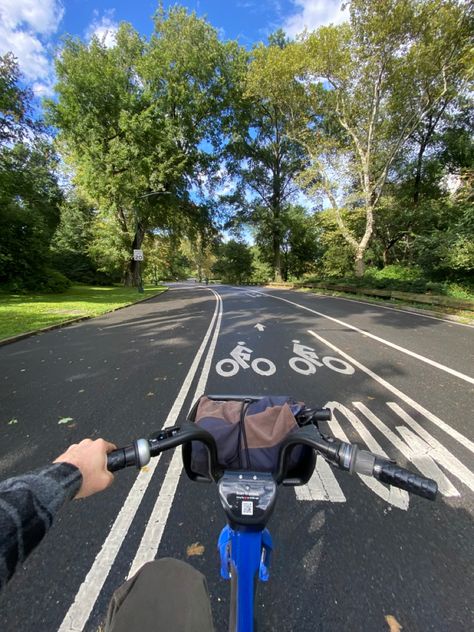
[86,10,118,48]
[0,0,64,35]
[0,0,63,83]
[282,0,349,38]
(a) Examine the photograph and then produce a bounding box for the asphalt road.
[0,284,473,631]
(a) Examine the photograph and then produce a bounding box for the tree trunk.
[123,220,145,287]
[354,250,365,277]
[272,231,282,282]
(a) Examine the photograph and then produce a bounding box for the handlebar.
[106,406,437,501]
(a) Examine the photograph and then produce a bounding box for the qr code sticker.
[241,501,253,516]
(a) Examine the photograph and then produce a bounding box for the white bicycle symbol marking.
[289,340,355,376]
[216,342,276,377]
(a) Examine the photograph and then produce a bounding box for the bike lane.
[262,287,474,381]
[0,287,219,632]
[157,285,473,632]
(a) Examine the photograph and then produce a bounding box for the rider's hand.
[54,438,116,499]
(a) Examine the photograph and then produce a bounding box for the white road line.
[386,402,474,492]
[353,402,461,497]
[295,455,346,502]
[327,403,409,509]
[308,329,474,455]
[127,289,224,577]
[298,292,474,328]
[266,293,474,384]
[58,288,221,632]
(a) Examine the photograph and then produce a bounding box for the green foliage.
[250,247,273,284]
[142,233,192,281]
[0,53,35,146]
[248,0,472,275]
[36,268,71,293]
[51,194,116,284]
[223,32,306,281]
[0,142,64,290]
[48,8,240,286]
[212,240,253,284]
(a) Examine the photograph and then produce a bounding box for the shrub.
[35,268,71,293]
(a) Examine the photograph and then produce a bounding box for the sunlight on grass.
[0,285,167,340]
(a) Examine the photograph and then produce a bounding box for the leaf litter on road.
[186,542,205,557]
[385,615,402,632]
[58,417,74,424]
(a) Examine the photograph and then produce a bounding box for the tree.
[51,194,115,284]
[0,142,63,287]
[48,8,240,286]
[212,240,253,284]
[0,53,35,147]
[248,0,472,275]
[223,33,306,282]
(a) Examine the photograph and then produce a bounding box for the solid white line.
[58,289,221,632]
[298,291,474,328]
[266,293,474,384]
[308,329,474,455]
[127,289,224,577]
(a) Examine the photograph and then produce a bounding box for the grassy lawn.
[0,284,167,341]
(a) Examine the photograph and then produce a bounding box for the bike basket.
[182,395,316,485]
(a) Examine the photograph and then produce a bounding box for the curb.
[0,288,168,348]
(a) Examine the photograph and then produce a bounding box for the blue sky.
[0,0,348,97]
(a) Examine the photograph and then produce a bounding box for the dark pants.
[105,558,215,632]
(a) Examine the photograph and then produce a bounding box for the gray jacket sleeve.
[0,462,82,590]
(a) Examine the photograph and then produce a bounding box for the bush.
[35,268,71,293]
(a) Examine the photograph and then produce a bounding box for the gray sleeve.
[0,462,82,590]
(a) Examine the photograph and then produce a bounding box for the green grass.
[0,284,167,340]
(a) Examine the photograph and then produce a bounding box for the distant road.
[1,284,473,631]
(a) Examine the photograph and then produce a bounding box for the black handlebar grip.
[107,445,137,472]
[375,460,438,501]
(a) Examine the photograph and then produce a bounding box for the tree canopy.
[0,1,472,293]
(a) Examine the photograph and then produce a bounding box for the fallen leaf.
[385,615,402,632]
[186,542,205,557]
[58,417,74,425]
[141,466,150,473]
[8,418,18,425]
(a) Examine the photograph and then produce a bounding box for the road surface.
[0,284,473,631]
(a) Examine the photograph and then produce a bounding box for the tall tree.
[224,33,306,282]
[248,0,472,275]
[48,8,239,285]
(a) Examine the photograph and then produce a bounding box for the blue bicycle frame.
[219,526,273,632]
[216,469,278,632]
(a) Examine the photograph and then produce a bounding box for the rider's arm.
[0,438,115,590]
